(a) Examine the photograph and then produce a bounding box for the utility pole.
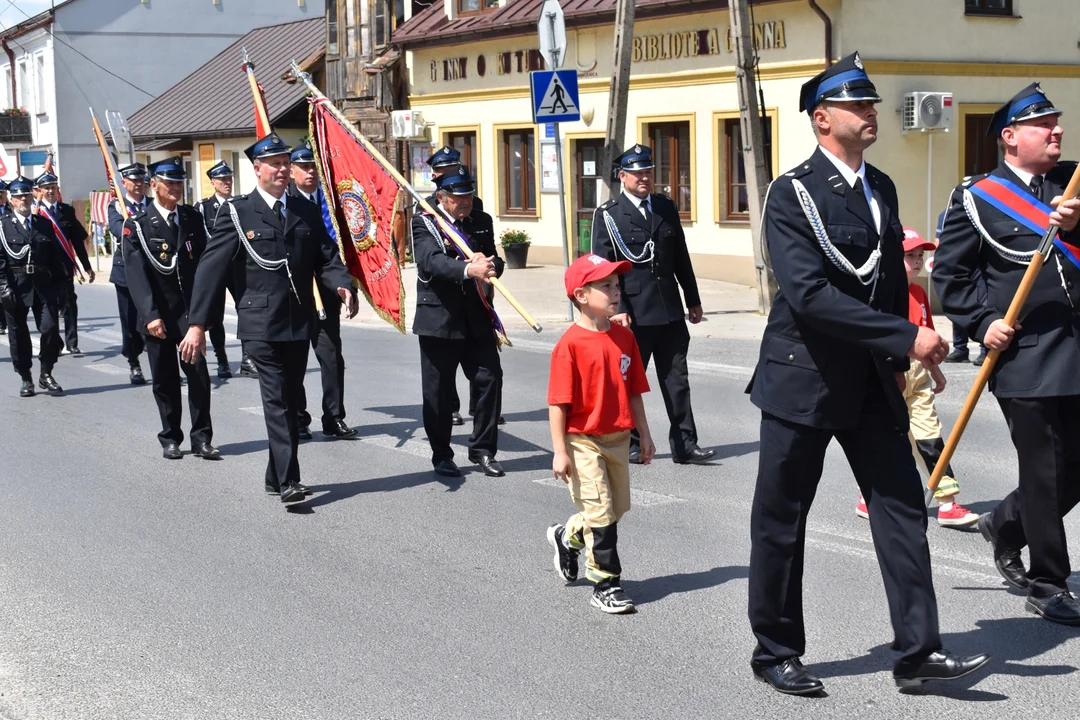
[599,0,635,203]
[729,0,776,314]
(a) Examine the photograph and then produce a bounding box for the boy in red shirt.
[855,228,978,527]
[547,254,655,614]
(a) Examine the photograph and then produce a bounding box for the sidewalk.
[347,263,769,342]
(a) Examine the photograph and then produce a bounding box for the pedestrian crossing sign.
[531,70,580,124]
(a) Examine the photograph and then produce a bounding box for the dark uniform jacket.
[39,202,90,276]
[108,197,148,286]
[0,212,66,308]
[287,185,353,320]
[411,205,503,340]
[196,196,226,236]
[748,148,917,430]
[934,160,1080,398]
[122,203,207,341]
[591,191,700,326]
[188,191,350,342]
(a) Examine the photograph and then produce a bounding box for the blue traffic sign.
[531,70,580,124]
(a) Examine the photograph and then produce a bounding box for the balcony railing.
[0,113,32,144]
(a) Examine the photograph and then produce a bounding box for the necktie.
[52,204,58,216]
[1029,175,1044,201]
[640,198,653,227]
[273,200,283,218]
[24,216,31,232]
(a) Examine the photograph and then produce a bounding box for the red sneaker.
[855,495,869,519]
[938,502,979,527]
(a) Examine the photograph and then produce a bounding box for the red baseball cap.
[564,254,632,299]
[902,227,936,253]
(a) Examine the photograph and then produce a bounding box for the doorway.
[572,138,604,258]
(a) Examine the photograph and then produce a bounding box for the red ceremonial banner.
[308,96,405,332]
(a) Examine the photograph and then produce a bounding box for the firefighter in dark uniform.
[36,172,94,355]
[412,167,505,478]
[0,180,7,335]
[0,175,66,397]
[422,146,505,428]
[591,145,714,465]
[745,53,990,696]
[108,163,149,385]
[287,142,358,440]
[195,160,247,379]
[934,84,1080,626]
[123,157,218,461]
[179,132,356,504]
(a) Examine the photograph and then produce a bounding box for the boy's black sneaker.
[547,524,579,583]
[591,584,635,614]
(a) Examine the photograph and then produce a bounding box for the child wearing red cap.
[546,254,655,614]
[855,228,978,528]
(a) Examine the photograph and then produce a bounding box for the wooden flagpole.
[925,164,1080,505]
[292,63,543,333]
[242,49,327,320]
[89,107,129,223]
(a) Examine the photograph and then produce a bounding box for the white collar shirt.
[255,185,287,219]
[819,145,881,233]
[154,200,177,226]
[214,194,230,204]
[622,188,652,218]
[1004,159,1045,191]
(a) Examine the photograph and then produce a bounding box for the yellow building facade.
[398,0,1080,285]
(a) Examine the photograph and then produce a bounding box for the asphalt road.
[0,284,1077,719]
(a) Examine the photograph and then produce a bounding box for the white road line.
[238,406,264,415]
[85,364,129,376]
[531,475,686,507]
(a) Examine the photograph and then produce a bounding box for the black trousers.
[209,323,228,361]
[449,376,500,416]
[4,298,60,377]
[631,320,698,457]
[114,285,144,364]
[748,411,941,668]
[144,335,212,448]
[418,335,501,464]
[298,318,346,430]
[992,395,1080,597]
[247,339,309,489]
[58,275,79,351]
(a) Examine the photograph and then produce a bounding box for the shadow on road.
[302,469,467,509]
[809,616,1078,700]
[61,382,140,397]
[625,565,750,606]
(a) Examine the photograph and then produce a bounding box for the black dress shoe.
[972,351,987,367]
[192,442,222,460]
[451,411,464,426]
[239,358,258,377]
[38,373,63,393]
[130,364,147,386]
[68,345,81,355]
[265,482,311,496]
[470,454,505,477]
[498,415,506,425]
[752,659,824,696]
[1026,592,1080,626]
[433,459,462,477]
[0,326,6,335]
[19,378,34,397]
[674,447,717,465]
[217,361,232,379]
[629,450,643,465]
[162,443,183,460]
[977,512,1029,589]
[297,425,312,440]
[944,347,969,363]
[323,419,357,439]
[279,483,306,503]
[893,650,992,689]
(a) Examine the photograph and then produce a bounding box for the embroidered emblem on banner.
[336,178,376,252]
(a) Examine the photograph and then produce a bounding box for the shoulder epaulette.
[785,162,812,179]
[599,198,617,209]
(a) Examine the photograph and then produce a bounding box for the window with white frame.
[2,67,10,108]
[17,59,28,110]
[34,53,46,116]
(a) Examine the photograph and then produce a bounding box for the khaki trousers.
[564,431,632,583]
[904,362,959,498]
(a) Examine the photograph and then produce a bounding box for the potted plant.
[500,228,531,269]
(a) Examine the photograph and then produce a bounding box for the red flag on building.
[308,95,405,332]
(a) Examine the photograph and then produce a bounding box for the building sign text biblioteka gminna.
[427,20,785,83]
[633,21,786,62]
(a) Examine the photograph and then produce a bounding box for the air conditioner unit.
[391,110,427,139]
[902,92,953,131]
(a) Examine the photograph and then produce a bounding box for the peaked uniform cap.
[989,82,1062,137]
[615,144,654,172]
[799,51,881,114]
[426,145,462,169]
[434,166,475,195]
[290,142,315,163]
[34,172,59,188]
[206,160,233,179]
[150,156,186,181]
[7,176,34,196]
[120,162,148,179]
[245,132,292,162]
